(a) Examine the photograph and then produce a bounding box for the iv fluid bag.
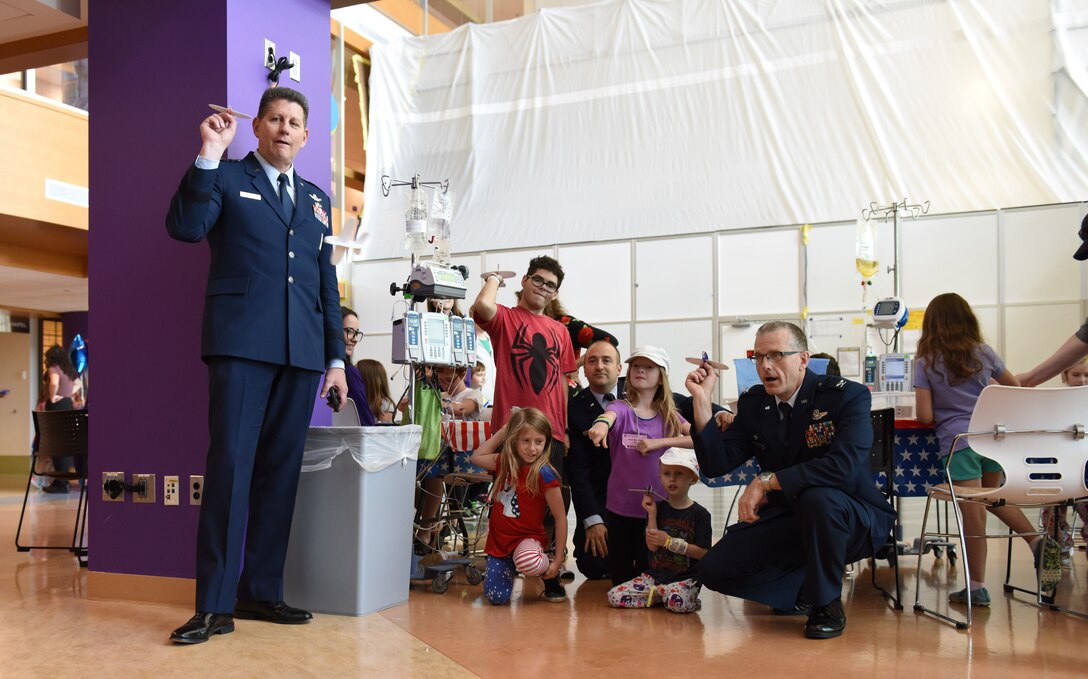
[855,216,878,278]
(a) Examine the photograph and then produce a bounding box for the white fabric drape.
[361,0,1088,260]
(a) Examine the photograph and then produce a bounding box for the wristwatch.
[759,471,774,492]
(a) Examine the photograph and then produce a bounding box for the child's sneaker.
[541,578,567,603]
[1034,537,1062,593]
[948,586,991,607]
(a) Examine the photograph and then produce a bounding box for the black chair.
[15,409,89,566]
[869,407,902,609]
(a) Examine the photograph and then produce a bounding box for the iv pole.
[382,173,451,426]
[862,199,930,352]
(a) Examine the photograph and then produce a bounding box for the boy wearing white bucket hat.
[606,448,712,613]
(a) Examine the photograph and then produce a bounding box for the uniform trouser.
[607,511,648,586]
[542,439,570,548]
[573,513,611,580]
[696,487,876,610]
[195,357,321,614]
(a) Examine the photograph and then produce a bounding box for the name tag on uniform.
[239,191,261,200]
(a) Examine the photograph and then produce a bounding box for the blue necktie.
[278,172,293,222]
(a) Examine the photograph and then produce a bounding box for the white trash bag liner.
[301,425,422,473]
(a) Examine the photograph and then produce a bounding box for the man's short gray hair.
[756,321,808,352]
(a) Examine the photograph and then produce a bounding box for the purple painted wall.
[89,0,331,580]
[60,311,88,350]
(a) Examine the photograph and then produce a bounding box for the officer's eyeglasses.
[750,351,801,365]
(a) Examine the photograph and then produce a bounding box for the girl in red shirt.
[470,408,568,604]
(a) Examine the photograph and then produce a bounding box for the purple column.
[89,0,331,579]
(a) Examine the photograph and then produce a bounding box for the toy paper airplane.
[209,104,253,119]
[685,351,730,370]
[628,485,668,501]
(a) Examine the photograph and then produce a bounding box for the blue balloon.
[69,334,87,375]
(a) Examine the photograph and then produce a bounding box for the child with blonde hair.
[470,408,568,604]
[608,448,711,613]
[587,346,693,585]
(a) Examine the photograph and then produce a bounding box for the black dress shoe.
[772,602,812,616]
[234,599,313,624]
[170,613,235,644]
[804,598,846,639]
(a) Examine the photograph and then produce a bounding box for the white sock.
[969,580,986,591]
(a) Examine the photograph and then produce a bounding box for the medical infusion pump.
[874,353,913,392]
[872,297,909,329]
[392,310,477,367]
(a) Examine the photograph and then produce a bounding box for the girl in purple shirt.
[914,293,1051,607]
[588,346,692,585]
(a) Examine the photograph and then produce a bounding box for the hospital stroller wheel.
[465,564,483,585]
[432,572,451,594]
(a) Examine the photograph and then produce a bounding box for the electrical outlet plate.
[190,475,204,505]
[264,39,276,70]
[289,51,300,82]
[164,475,179,506]
[102,471,124,502]
[132,473,156,503]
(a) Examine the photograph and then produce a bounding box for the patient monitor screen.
[884,357,905,380]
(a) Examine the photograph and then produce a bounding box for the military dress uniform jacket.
[166,151,343,372]
[694,370,895,554]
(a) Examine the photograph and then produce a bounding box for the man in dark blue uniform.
[166,87,347,644]
[685,321,894,639]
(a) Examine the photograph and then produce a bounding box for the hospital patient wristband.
[665,536,688,555]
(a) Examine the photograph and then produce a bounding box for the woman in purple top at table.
[341,307,375,426]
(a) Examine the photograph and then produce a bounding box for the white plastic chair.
[913,385,1088,629]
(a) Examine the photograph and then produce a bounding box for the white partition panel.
[557,241,632,323]
[719,229,801,316]
[596,322,632,357]
[806,313,868,368]
[631,320,712,394]
[900,212,999,308]
[975,306,1000,351]
[719,322,759,402]
[483,248,557,309]
[806,221,897,313]
[449,253,483,314]
[635,236,713,320]
[1005,303,1084,387]
[353,259,412,335]
[1003,204,1084,304]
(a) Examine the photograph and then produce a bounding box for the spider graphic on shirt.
[509,323,562,395]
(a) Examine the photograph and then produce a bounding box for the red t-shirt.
[485,459,560,558]
[474,303,576,440]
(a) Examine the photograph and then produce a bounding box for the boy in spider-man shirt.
[472,255,577,601]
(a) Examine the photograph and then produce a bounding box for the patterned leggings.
[607,574,702,613]
[484,539,549,605]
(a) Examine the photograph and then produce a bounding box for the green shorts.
[943,445,1002,482]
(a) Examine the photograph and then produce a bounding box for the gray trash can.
[284,425,420,616]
